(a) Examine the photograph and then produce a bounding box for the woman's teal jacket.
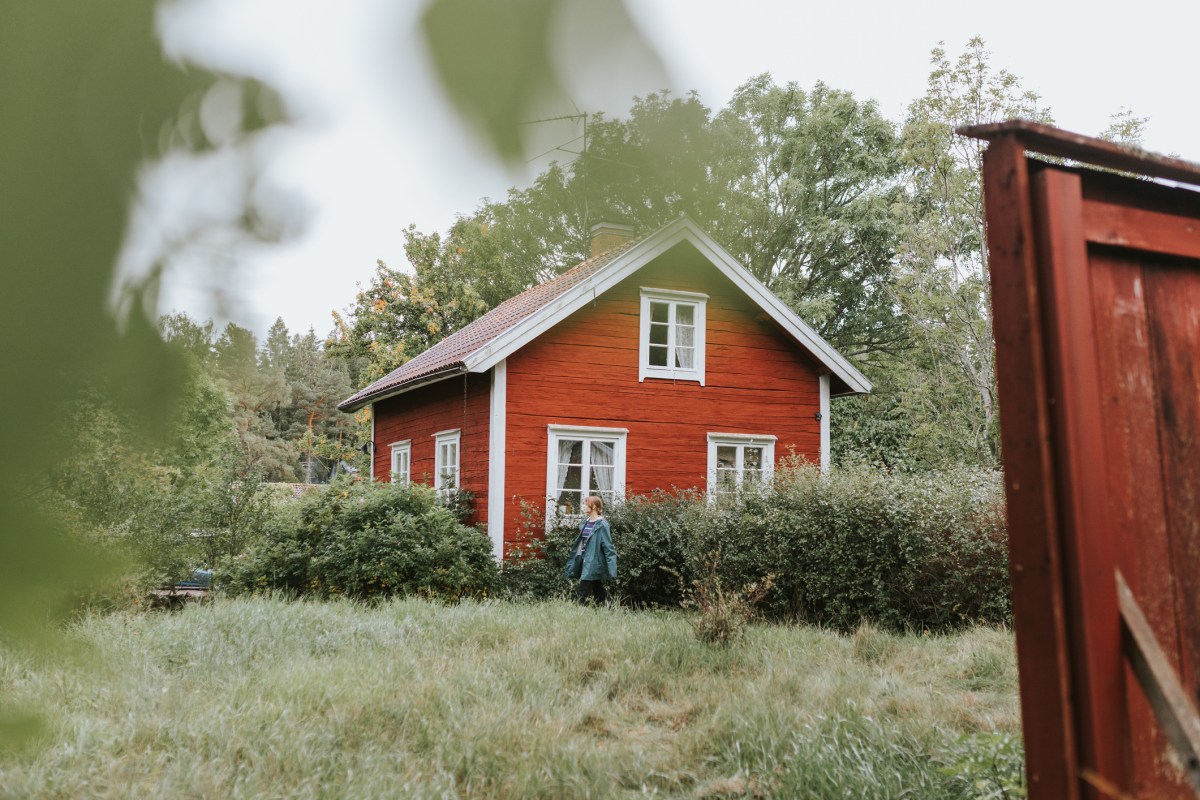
[563,517,618,581]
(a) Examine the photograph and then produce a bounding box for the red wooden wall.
[501,240,823,545]
[372,373,491,525]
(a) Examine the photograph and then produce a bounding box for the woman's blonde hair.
[584,495,603,513]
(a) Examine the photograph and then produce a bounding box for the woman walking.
[563,495,617,604]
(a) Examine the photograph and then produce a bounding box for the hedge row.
[501,464,1010,632]
[220,465,1009,631]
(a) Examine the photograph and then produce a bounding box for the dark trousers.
[577,579,607,605]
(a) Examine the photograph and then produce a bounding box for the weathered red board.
[966,120,1200,799]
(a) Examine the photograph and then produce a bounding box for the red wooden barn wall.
[502,240,823,545]
[372,373,491,525]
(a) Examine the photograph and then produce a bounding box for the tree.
[712,77,906,362]
[890,38,1053,466]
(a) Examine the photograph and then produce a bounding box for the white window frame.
[707,433,776,497]
[546,425,627,519]
[389,440,411,486]
[433,429,461,496]
[639,287,707,385]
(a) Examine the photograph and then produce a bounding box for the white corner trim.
[460,217,871,395]
[369,403,376,482]
[820,374,831,475]
[487,360,507,561]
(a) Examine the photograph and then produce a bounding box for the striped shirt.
[576,519,599,556]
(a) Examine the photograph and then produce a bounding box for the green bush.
[498,464,1010,632]
[221,478,497,602]
[692,462,1010,631]
[497,490,701,606]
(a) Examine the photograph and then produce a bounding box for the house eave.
[338,365,468,413]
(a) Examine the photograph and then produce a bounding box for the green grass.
[0,599,1022,799]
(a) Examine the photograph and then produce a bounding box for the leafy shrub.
[497,490,701,606]
[496,502,576,601]
[221,478,496,602]
[691,461,1010,631]
[498,463,1009,632]
[684,550,774,646]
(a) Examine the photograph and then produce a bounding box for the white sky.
[151,0,1200,339]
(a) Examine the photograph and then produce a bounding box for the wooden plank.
[981,138,1080,800]
[1087,251,1192,798]
[961,120,1200,187]
[1083,199,1200,261]
[1032,168,1129,796]
[1144,262,1200,710]
[1117,570,1200,793]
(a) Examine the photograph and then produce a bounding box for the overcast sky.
[151,0,1200,339]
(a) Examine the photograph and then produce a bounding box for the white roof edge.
[681,224,873,394]
[463,217,872,394]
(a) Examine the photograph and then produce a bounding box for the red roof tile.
[338,237,640,411]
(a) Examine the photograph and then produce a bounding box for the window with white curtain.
[707,433,776,497]
[433,429,460,496]
[390,440,411,486]
[639,288,707,384]
[546,425,627,517]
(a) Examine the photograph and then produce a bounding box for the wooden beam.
[1116,570,1200,793]
[961,120,1200,188]
[1083,199,1200,260]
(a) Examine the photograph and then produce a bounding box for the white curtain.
[589,440,614,496]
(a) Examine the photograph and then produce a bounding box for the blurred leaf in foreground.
[421,0,665,164]
[0,0,289,744]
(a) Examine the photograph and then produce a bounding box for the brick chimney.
[589,222,636,259]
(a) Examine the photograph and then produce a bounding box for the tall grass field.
[1,599,1022,798]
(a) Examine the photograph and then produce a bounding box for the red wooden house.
[338,217,871,558]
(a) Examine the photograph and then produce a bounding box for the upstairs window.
[390,440,411,486]
[433,429,460,496]
[640,288,707,384]
[707,433,776,497]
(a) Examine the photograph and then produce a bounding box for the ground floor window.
[434,429,460,496]
[390,440,411,485]
[707,433,776,496]
[546,425,627,517]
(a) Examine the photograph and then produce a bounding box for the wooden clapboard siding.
[501,241,821,543]
[372,373,491,525]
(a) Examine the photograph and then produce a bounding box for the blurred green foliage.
[1,0,654,743]
[0,0,286,743]
[421,0,664,164]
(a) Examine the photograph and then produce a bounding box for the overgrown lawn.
[1,599,1022,798]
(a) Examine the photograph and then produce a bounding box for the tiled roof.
[338,237,641,411]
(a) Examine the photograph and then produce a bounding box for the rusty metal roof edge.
[959,119,1200,188]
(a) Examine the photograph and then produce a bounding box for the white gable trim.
[461,217,871,395]
[487,360,507,561]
